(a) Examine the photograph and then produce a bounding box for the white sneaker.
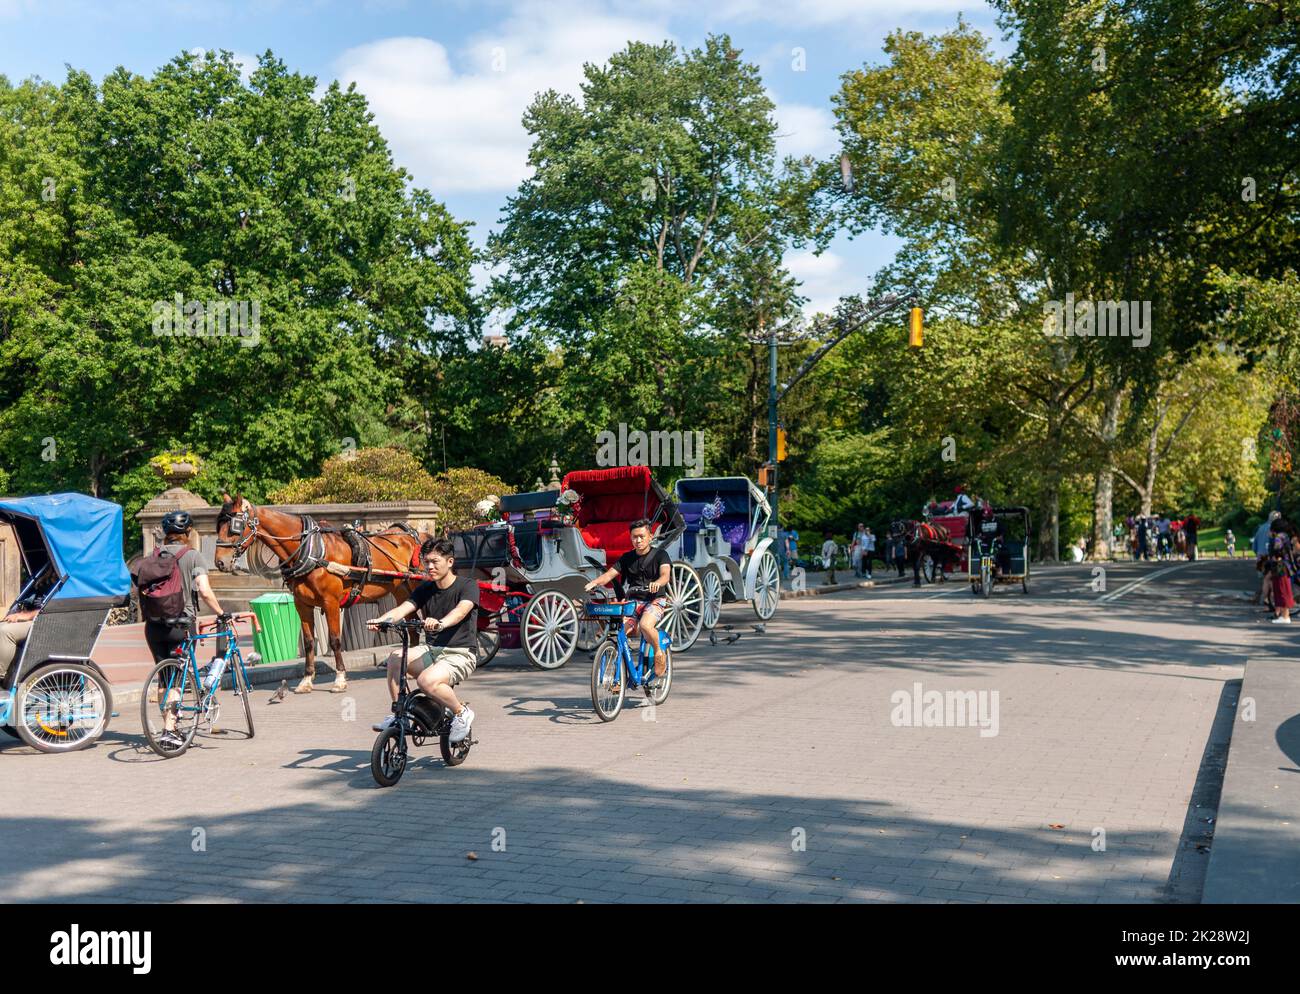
[372,714,396,731]
[1271,616,1291,624]
[449,706,474,743]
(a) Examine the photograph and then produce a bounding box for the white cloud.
[787,248,853,318]
[334,4,674,194]
[773,101,839,162]
[635,0,986,24]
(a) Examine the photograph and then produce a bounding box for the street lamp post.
[761,293,920,582]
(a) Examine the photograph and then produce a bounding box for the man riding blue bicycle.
[583,518,671,678]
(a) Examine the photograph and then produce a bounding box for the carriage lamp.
[909,307,924,348]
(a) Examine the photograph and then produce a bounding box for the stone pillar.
[0,521,19,609]
[137,486,212,561]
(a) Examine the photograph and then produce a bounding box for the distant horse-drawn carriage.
[894,498,1031,595]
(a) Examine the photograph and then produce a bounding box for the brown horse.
[893,519,963,587]
[213,494,428,694]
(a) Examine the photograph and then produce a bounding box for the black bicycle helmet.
[161,510,193,534]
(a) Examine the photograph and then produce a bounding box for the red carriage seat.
[561,466,666,560]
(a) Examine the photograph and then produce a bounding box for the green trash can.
[250,592,300,664]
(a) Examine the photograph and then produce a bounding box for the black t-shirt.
[408,575,479,649]
[613,548,671,600]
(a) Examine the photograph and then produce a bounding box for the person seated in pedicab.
[0,571,56,681]
[583,518,672,678]
[368,536,479,743]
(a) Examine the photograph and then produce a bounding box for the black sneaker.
[158,729,185,751]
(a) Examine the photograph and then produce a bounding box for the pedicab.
[669,476,780,627]
[0,493,130,752]
[967,506,1031,597]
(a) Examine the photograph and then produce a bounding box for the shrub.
[269,448,514,531]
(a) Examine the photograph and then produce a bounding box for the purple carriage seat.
[677,501,710,559]
[673,477,761,562]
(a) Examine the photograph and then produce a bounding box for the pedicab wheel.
[13,663,112,754]
[751,549,780,621]
[980,561,993,598]
[590,641,626,722]
[232,657,255,739]
[646,648,672,707]
[440,732,472,767]
[522,590,579,670]
[140,659,200,758]
[701,567,724,631]
[663,562,704,651]
[371,725,406,787]
[477,627,501,666]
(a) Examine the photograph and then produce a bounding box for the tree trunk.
[1038,485,1059,562]
[1141,417,1159,517]
[1090,384,1123,560]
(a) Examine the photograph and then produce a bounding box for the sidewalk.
[1202,655,1300,903]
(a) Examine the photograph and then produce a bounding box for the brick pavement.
[0,560,1266,903]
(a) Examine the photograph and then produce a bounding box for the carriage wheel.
[701,567,724,631]
[576,588,608,652]
[663,562,704,652]
[522,590,579,670]
[751,549,780,620]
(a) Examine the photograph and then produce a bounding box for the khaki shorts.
[404,644,477,687]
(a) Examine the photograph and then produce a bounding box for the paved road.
[0,558,1276,903]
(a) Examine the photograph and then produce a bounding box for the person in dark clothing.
[584,518,672,677]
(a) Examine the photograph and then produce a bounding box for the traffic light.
[909,306,924,348]
[776,427,787,461]
[758,462,774,487]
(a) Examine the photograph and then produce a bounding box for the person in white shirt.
[850,524,867,578]
[821,532,838,584]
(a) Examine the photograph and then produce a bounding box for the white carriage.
[668,476,780,628]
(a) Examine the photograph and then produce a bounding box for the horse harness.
[218,507,422,604]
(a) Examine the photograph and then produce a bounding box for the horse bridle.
[216,505,315,572]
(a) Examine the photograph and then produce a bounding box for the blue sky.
[0,0,1011,316]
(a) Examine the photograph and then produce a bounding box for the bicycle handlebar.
[198,612,261,634]
[372,619,426,632]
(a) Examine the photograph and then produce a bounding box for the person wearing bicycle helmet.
[583,518,672,677]
[134,510,228,750]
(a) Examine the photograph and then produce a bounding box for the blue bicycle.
[140,613,259,758]
[586,586,673,721]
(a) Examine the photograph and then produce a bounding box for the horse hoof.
[293,677,314,694]
[330,679,348,694]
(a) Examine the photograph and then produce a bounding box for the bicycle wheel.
[980,560,992,598]
[140,659,201,759]
[231,656,255,739]
[645,647,672,707]
[590,641,626,722]
[440,731,472,766]
[477,627,502,666]
[371,725,406,787]
[14,663,112,753]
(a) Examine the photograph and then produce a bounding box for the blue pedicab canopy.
[0,493,132,603]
